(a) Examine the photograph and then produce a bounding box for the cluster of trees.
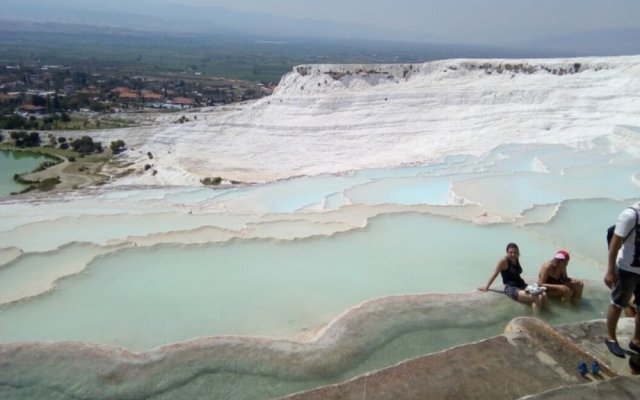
[110,140,126,154]
[4,130,127,157]
[0,113,71,130]
[70,136,103,154]
[201,176,222,186]
[9,131,41,147]
[63,137,127,156]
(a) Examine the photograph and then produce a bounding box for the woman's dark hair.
[506,242,519,253]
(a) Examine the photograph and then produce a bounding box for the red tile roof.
[18,104,47,112]
[171,96,195,105]
[142,91,164,100]
[118,91,140,99]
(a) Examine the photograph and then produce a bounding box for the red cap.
[554,249,570,261]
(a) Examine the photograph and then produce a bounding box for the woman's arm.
[479,258,506,291]
[537,261,550,286]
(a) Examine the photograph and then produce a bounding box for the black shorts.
[611,268,640,309]
[504,286,521,300]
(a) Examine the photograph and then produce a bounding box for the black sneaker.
[605,339,626,358]
[630,340,640,354]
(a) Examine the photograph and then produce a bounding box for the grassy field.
[57,115,135,130]
[0,143,77,160]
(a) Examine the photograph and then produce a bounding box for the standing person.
[538,249,584,305]
[479,242,547,311]
[604,204,640,358]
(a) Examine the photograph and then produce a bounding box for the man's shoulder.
[620,205,640,219]
[615,207,638,234]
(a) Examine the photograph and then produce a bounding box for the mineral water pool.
[0,208,617,350]
[0,138,638,385]
[0,149,55,196]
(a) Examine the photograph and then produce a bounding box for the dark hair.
[631,355,640,374]
[506,243,519,253]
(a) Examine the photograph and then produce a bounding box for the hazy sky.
[170,0,640,44]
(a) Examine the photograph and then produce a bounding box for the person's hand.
[478,287,488,292]
[604,271,616,288]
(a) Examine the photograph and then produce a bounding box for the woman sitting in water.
[538,249,584,305]
[479,242,547,310]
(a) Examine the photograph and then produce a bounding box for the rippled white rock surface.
[67,56,640,184]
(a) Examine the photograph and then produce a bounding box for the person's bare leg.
[531,301,540,314]
[633,311,640,346]
[624,305,636,317]
[571,281,584,304]
[607,304,623,341]
[561,286,573,304]
[541,292,548,308]
[518,291,545,311]
[535,293,546,309]
[517,291,535,306]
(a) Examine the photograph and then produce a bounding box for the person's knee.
[538,293,548,306]
[610,302,625,311]
[611,286,633,308]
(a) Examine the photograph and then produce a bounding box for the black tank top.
[501,258,526,289]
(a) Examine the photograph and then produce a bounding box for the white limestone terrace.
[74,55,640,186]
[2,57,640,400]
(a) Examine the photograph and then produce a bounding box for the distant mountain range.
[2,0,402,41]
[3,0,640,56]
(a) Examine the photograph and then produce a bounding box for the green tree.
[46,96,53,114]
[1,115,27,130]
[110,140,126,154]
[32,95,47,107]
[53,95,62,112]
[71,136,97,154]
[9,131,40,147]
[28,132,41,147]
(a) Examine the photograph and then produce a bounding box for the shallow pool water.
[0,149,54,196]
[0,136,638,353]
[1,136,639,400]
[0,211,603,349]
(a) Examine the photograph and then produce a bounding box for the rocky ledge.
[281,317,639,400]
